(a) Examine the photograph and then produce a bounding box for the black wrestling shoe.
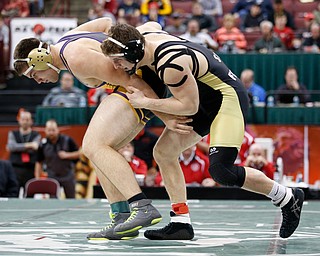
[144,219,194,240]
[279,188,304,238]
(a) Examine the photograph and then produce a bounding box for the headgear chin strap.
[106,37,145,75]
[14,41,61,76]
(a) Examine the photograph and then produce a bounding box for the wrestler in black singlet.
[142,32,249,148]
[153,38,248,134]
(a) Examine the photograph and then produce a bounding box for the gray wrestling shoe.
[114,199,162,234]
[87,212,139,240]
[279,188,304,238]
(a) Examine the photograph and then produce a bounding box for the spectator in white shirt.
[180,19,218,51]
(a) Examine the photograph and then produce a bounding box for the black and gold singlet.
[143,33,249,147]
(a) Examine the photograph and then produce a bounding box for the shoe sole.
[144,222,195,240]
[116,217,163,234]
[87,234,139,241]
[144,232,194,240]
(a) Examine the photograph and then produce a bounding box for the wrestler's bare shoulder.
[136,22,162,33]
[60,38,102,64]
[59,44,86,68]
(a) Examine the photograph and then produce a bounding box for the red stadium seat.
[24,178,61,199]
[171,0,193,15]
[222,0,236,14]
[292,0,318,17]
[282,0,294,15]
[243,31,262,51]
[294,15,307,30]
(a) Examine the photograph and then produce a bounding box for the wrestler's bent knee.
[153,144,166,164]
[153,142,179,163]
[82,133,95,159]
[209,162,246,187]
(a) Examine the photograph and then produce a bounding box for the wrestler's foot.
[144,222,194,240]
[279,188,304,238]
[114,199,162,234]
[144,211,194,240]
[87,212,139,240]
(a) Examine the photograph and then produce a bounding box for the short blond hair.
[223,13,235,23]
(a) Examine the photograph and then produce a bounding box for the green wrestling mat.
[0,198,319,255]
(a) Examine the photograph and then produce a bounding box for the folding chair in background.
[24,178,61,199]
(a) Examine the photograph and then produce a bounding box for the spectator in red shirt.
[1,0,30,19]
[242,143,275,179]
[267,0,295,30]
[155,145,215,187]
[238,130,255,162]
[273,14,294,50]
[87,87,113,106]
[87,3,116,23]
[91,0,118,15]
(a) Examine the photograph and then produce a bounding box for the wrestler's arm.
[72,47,159,98]
[73,48,193,133]
[126,72,194,133]
[65,17,113,35]
[126,73,194,133]
[127,56,199,116]
[135,25,199,115]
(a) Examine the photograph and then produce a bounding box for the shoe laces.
[290,198,302,219]
[281,208,290,223]
[101,220,116,231]
[125,208,139,223]
[282,197,301,223]
[157,222,174,232]
[101,212,117,231]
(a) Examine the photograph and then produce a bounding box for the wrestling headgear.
[106,37,144,75]
[14,41,60,76]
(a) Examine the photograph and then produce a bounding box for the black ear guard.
[122,40,145,64]
[107,37,145,64]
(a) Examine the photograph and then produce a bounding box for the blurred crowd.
[1,0,319,88]
[86,0,320,54]
[1,0,319,86]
